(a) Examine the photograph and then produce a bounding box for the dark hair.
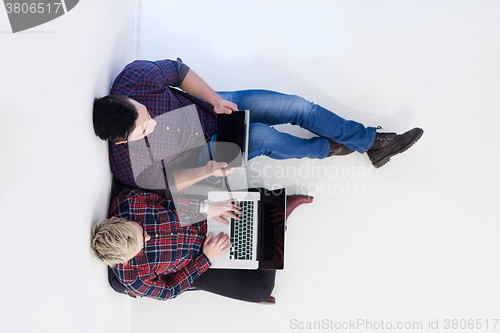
[93,95,138,142]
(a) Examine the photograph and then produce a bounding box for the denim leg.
[248,123,329,159]
[218,90,376,153]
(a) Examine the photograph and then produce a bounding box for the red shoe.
[257,296,276,305]
[286,195,314,219]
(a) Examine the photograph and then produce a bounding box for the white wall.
[0,1,137,332]
[1,1,499,333]
[132,1,500,333]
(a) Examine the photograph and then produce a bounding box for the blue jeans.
[217,90,376,159]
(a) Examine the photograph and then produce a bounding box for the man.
[91,189,309,302]
[93,58,423,191]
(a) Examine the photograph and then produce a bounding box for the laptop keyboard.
[229,201,255,260]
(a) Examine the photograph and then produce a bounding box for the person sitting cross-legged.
[93,58,424,192]
[91,189,312,302]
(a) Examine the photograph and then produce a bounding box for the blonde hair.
[90,217,139,266]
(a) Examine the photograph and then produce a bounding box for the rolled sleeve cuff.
[194,253,211,272]
[174,57,190,87]
[174,198,202,214]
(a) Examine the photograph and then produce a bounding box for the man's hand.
[171,161,233,192]
[205,160,234,177]
[207,200,242,225]
[213,98,238,114]
[203,232,232,263]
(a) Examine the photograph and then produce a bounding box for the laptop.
[207,188,287,270]
[214,110,250,168]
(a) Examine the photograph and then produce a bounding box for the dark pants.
[108,267,275,302]
[192,269,276,302]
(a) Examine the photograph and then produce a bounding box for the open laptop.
[207,188,287,270]
[215,110,250,168]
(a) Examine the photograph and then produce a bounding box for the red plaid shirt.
[110,190,210,300]
[109,59,218,189]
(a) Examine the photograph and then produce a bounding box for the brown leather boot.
[367,127,423,168]
[327,140,354,156]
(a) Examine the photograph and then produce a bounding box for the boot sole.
[372,128,424,168]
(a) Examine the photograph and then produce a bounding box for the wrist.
[208,94,223,107]
[202,200,211,214]
[204,163,213,177]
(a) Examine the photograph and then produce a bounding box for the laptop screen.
[215,111,247,167]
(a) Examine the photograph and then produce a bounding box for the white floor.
[1,1,500,333]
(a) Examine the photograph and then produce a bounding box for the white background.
[1,1,500,333]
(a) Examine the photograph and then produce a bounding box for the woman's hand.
[207,200,242,225]
[203,232,232,263]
